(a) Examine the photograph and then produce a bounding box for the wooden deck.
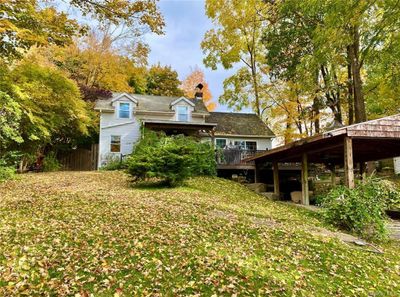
[216,149,263,170]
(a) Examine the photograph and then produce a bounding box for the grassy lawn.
[0,172,399,296]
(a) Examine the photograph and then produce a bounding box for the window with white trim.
[215,138,227,148]
[119,102,130,118]
[233,141,257,150]
[176,106,189,121]
[246,141,257,151]
[110,135,121,152]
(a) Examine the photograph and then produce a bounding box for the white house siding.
[98,106,141,167]
[213,136,272,150]
[96,94,274,168]
[202,136,273,151]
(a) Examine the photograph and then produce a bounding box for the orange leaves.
[180,66,217,111]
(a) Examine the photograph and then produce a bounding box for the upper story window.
[176,106,189,121]
[119,102,130,118]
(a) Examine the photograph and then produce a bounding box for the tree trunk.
[320,65,342,124]
[349,25,367,123]
[346,46,354,125]
[313,69,320,134]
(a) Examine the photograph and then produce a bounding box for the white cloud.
[144,0,240,112]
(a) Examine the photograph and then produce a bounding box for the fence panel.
[59,144,98,171]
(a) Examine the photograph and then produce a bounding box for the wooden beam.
[301,153,309,205]
[344,136,355,189]
[273,161,280,197]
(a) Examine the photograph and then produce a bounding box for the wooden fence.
[58,144,98,171]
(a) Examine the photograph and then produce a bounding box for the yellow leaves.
[0,171,399,295]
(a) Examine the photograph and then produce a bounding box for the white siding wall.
[98,95,273,167]
[202,136,273,150]
[98,96,141,167]
[214,136,272,150]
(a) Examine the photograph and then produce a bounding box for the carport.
[246,114,400,205]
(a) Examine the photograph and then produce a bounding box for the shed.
[246,114,400,205]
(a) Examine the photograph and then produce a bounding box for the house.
[94,92,274,179]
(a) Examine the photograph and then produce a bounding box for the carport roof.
[246,114,400,164]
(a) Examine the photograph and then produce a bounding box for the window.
[233,141,257,150]
[176,106,189,121]
[110,135,121,152]
[119,102,130,118]
[234,141,245,150]
[215,138,227,148]
[246,141,257,151]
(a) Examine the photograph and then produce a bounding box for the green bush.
[0,166,16,182]
[319,177,399,241]
[42,152,61,172]
[101,155,127,171]
[126,131,216,186]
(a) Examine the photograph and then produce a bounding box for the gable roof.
[206,112,275,137]
[170,96,196,107]
[111,93,138,104]
[94,93,209,114]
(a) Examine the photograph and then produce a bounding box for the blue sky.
[144,0,235,112]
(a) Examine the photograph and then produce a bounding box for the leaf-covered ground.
[0,172,399,296]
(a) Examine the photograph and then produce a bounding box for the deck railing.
[216,149,265,165]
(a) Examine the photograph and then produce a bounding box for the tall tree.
[0,0,81,60]
[262,0,344,129]
[0,0,164,61]
[202,0,270,117]
[0,51,92,164]
[261,0,400,133]
[146,64,184,96]
[51,31,137,94]
[180,67,216,111]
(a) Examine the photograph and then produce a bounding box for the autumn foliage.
[180,67,216,111]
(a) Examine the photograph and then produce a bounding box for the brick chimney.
[194,83,203,99]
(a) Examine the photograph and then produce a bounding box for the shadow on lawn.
[130,179,174,190]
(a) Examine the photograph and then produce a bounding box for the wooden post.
[301,153,309,205]
[273,161,280,198]
[344,136,355,189]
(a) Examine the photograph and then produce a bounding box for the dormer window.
[177,106,189,121]
[119,102,130,118]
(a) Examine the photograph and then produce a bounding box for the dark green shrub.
[126,131,216,186]
[0,157,16,181]
[101,155,127,171]
[43,152,61,172]
[0,166,16,181]
[320,177,399,241]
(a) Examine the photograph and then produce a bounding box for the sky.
[144,0,236,112]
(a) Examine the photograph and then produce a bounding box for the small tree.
[126,132,216,186]
[320,177,400,241]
